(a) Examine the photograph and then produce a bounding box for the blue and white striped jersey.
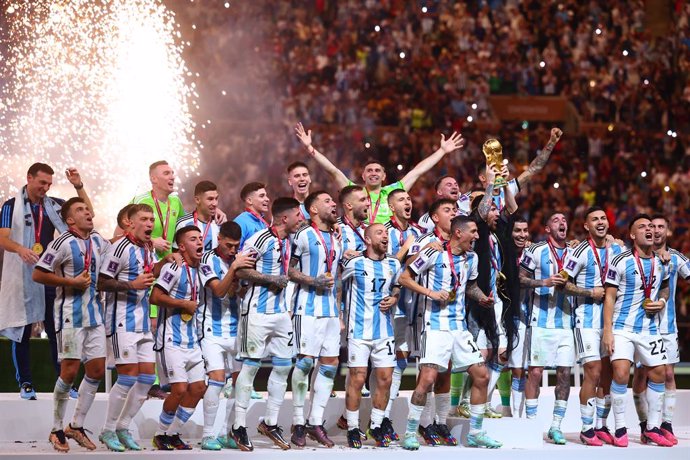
[408,230,444,258]
[564,240,623,329]
[385,219,422,318]
[407,230,445,323]
[338,216,366,253]
[198,250,239,339]
[154,261,216,349]
[520,241,573,329]
[36,231,110,330]
[241,228,290,314]
[291,225,343,317]
[407,246,478,331]
[659,248,690,334]
[606,250,669,335]
[342,255,401,340]
[174,212,219,251]
[101,237,155,335]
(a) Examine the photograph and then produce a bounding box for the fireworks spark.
[0,0,200,233]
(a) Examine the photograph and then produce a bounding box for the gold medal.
[642,298,651,308]
[325,272,332,278]
[181,313,193,322]
[32,242,43,254]
[448,290,456,302]
[558,269,568,280]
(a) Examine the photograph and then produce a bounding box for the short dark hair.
[60,197,85,222]
[304,190,329,214]
[127,203,154,220]
[584,206,605,219]
[387,188,407,203]
[287,161,309,174]
[339,185,365,205]
[194,180,217,196]
[148,160,168,174]
[513,215,528,225]
[27,162,54,177]
[175,225,201,245]
[116,204,135,227]
[271,197,300,217]
[629,213,652,232]
[240,182,266,201]
[650,213,669,224]
[363,159,384,169]
[434,175,456,192]
[429,198,457,218]
[451,215,474,233]
[218,221,242,240]
[543,211,567,226]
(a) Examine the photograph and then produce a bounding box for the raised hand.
[295,122,313,151]
[65,167,83,187]
[550,127,563,143]
[440,131,465,154]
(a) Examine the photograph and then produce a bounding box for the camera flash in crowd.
[539,61,546,68]
[471,103,478,110]
[397,164,403,171]
[422,6,428,13]
[399,51,406,59]
[553,182,560,189]
[641,171,647,178]
[374,25,381,32]
[595,28,602,35]
[622,50,629,57]
[467,115,473,122]
[664,186,671,193]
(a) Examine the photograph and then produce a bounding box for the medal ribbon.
[311,222,335,273]
[633,249,654,301]
[271,226,291,275]
[343,215,366,245]
[151,190,171,240]
[183,263,198,303]
[245,207,269,227]
[369,193,382,223]
[433,227,448,243]
[193,210,212,248]
[547,238,567,272]
[587,238,609,286]
[126,233,154,273]
[445,242,463,293]
[31,202,44,246]
[69,227,92,272]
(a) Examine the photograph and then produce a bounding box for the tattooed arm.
[287,263,333,290]
[517,127,563,189]
[466,280,493,307]
[519,267,544,288]
[236,268,288,289]
[478,165,498,221]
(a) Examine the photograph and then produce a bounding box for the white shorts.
[574,328,608,364]
[476,326,508,350]
[348,337,395,368]
[107,331,155,366]
[200,335,239,373]
[508,322,528,369]
[394,317,409,353]
[662,333,679,365]
[528,327,575,368]
[158,346,206,384]
[293,315,340,358]
[238,311,292,360]
[611,331,668,368]
[57,325,106,362]
[420,328,484,372]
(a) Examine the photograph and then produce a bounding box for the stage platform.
[0,388,688,458]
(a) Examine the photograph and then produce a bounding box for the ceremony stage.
[0,388,688,458]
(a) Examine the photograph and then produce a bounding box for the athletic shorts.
[574,328,608,364]
[293,315,340,358]
[476,326,508,350]
[611,331,668,368]
[158,346,205,384]
[348,337,395,368]
[662,333,679,365]
[419,328,483,372]
[508,322,528,369]
[528,327,575,368]
[200,335,239,373]
[238,311,292,360]
[58,325,106,362]
[107,331,155,366]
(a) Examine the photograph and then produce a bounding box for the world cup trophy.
[482,138,508,188]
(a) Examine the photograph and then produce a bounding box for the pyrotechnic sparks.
[0,0,200,233]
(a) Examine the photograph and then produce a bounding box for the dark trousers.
[12,288,60,386]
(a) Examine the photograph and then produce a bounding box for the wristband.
[74,182,84,190]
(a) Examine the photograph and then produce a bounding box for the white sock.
[346,409,359,430]
[291,357,313,425]
[525,398,538,419]
[580,397,595,431]
[220,387,235,436]
[157,410,175,435]
[370,407,385,429]
[511,377,525,417]
[435,392,451,424]
[233,361,260,429]
[595,396,607,429]
[203,379,224,437]
[72,376,100,428]
[167,406,195,434]
[52,377,72,431]
[420,392,434,427]
[116,373,155,431]
[103,374,136,432]
[645,381,665,429]
[611,381,628,430]
[551,399,567,430]
[405,403,424,434]
[265,360,291,426]
[308,364,336,426]
[385,366,403,418]
[663,389,675,424]
[633,390,648,423]
[469,404,484,435]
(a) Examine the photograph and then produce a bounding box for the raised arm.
[477,166,498,221]
[236,267,288,290]
[516,127,562,189]
[503,165,518,215]
[295,122,349,189]
[65,168,95,218]
[400,132,465,190]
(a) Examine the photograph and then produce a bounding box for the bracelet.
[74,182,84,190]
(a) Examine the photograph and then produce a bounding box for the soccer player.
[289,191,343,448]
[340,224,401,448]
[0,164,91,400]
[295,122,465,224]
[98,204,157,451]
[287,161,312,219]
[175,180,220,251]
[230,198,304,451]
[197,221,255,450]
[32,198,109,452]
[602,214,672,447]
[150,226,217,450]
[111,204,134,242]
[234,181,271,249]
[386,189,424,261]
[418,176,470,231]
[399,216,502,450]
[630,214,686,445]
[519,212,573,445]
[338,185,369,256]
[561,206,623,445]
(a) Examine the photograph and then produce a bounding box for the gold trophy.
[482,139,508,188]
